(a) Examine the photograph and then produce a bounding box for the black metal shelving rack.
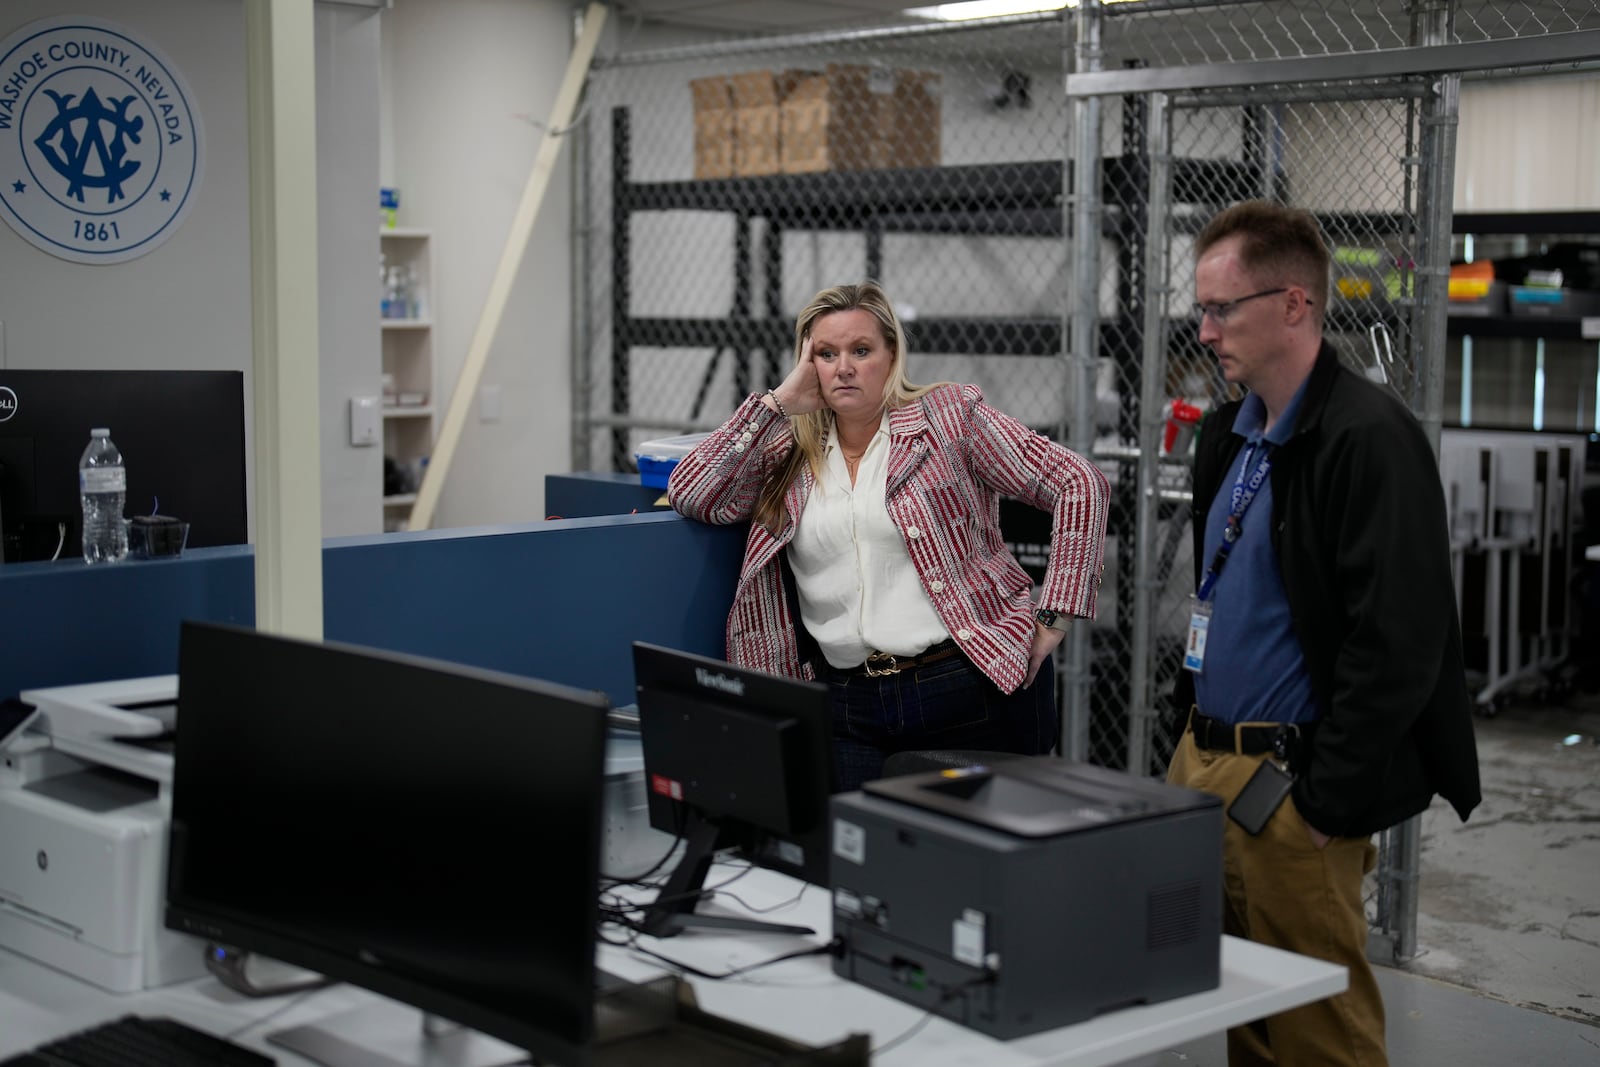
[1445,210,1600,342]
[608,105,1263,470]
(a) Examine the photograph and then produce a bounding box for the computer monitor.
[631,642,837,938]
[165,622,610,1067]
[0,370,247,563]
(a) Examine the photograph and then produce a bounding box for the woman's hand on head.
[772,334,826,416]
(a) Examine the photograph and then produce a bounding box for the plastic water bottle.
[79,428,128,564]
[382,265,411,320]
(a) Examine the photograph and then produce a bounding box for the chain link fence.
[580,14,1074,462]
[1091,0,1600,66]
[1136,84,1435,769]
[576,0,1599,962]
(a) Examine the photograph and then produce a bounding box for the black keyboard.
[4,1015,274,1067]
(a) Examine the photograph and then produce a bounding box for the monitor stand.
[267,1002,523,1067]
[637,816,815,939]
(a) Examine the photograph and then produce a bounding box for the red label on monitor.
[649,773,683,800]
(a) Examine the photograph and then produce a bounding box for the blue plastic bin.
[635,433,710,489]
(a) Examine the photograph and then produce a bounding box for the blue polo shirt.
[1192,386,1317,725]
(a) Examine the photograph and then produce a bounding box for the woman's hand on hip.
[1024,623,1066,687]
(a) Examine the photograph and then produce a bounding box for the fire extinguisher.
[1163,399,1203,456]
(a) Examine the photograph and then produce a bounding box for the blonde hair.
[753,281,940,535]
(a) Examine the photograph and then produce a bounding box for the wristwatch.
[1034,607,1071,633]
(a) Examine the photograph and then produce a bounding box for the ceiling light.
[905,0,1070,20]
[905,0,1142,19]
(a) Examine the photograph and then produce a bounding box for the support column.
[1063,0,1105,763]
[1129,91,1172,778]
[246,0,322,640]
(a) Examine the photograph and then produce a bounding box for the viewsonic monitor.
[166,622,610,1067]
[0,370,246,563]
[632,642,837,938]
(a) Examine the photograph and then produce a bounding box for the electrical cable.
[599,797,691,892]
[223,984,337,1041]
[869,971,996,1059]
[599,829,684,890]
[712,878,810,917]
[621,929,842,983]
[601,854,764,926]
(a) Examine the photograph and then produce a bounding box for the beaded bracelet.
[765,389,790,419]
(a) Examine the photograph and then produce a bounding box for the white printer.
[0,676,208,993]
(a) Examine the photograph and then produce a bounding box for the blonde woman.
[668,281,1109,790]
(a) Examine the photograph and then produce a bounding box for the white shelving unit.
[379,228,435,531]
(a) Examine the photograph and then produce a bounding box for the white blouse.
[787,414,951,669]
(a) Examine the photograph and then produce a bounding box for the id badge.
[1183,599,1212,673]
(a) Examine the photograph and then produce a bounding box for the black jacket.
[1176,342,1481,837]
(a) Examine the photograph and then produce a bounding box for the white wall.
[0,0,382,538]
[315,4,383,536]
[0,0,251,490]
[383,0,578,527]
[1456,74,1600,212]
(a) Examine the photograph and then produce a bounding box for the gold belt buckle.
[864,652,901,677]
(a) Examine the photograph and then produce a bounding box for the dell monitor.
[0,370,247,563]
[165,622,610,1067]
[631,642,837,938]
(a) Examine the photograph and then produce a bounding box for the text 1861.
[74,220,122,242]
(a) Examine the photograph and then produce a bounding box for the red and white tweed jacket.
[667,384,1110,694]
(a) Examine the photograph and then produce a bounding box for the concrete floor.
[1160,688,1600,1065]
[1409,691,1600,1026]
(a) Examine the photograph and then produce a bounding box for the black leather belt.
[1188,707,1304,757]
[842,639,962,678]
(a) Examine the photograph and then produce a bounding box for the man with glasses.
[1168,200,1480,1067]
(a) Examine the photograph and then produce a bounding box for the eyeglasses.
[1192,287,1305,325]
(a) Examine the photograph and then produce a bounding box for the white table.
[595,870,1345,1066]
[0,869,1345,1067]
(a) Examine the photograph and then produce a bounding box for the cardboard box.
[781,65,873,174]
[689,76,735,179]
[730,70,781,177]
[780,65,941,174]
[886,68,941,169]
[697,66,942,179]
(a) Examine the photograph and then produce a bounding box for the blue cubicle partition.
[322,513,743,707]
[0,545,255,701]
[0,513,744,709]
[545,471,672,520]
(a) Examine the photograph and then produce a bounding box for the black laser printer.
[829,757,1223,1039]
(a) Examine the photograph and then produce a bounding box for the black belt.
[841,639,962,678]
[1188,707,1306,757]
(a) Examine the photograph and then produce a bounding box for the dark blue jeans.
[826,652,1057,793]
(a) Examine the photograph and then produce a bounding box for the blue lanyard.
[1197,441,1272,603]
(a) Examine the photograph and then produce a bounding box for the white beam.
[246,0,323,640]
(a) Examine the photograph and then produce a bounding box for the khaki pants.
[1168,729,1387,1067]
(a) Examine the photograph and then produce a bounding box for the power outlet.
[349,395,380,446]
[479,384,502,423]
